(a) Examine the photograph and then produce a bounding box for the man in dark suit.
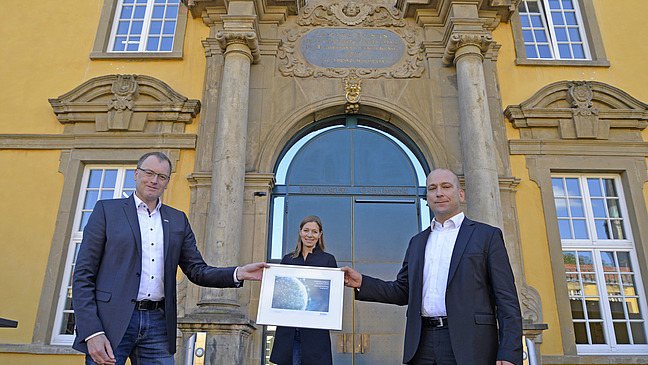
[72,152,268,365]
[342,168,522,365]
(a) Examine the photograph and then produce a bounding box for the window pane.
[561,0,574,10]
[591,199,605,218]
[564,12,577,25]
[571,44,585,59]
[527,1,540,13]
[566,273,581,295]
[152,5,165,18]
[585,298,601,319]
[520,14,530,27]
[555,27,568,42]
[80,212,92,231]
[551,11,565,25]
[149,21,162,35]
[534,29,548,42]
[601,251,616,271]
[166,5,179,18]
[124,170,136,189]
[551,177,565,196]
[607,199,621,218]
[595,219,610,239]
[569,198,584,217]
[530,14,543,27]
[581,274,598,296]
[548,0,560,9]
[160,37,174,52]
[558,219,572,239]
[604,179,618,197]
[120,5,133,19]
[568,27,581,42]
[626,297,641,319]
[84,190,99,210]
[134,5,147,18]
[538,44,552,58]
[618,252,632,271]
[555,198,568,217]
[100,190,114,200]
[103,170,117,188]
[131,21,143,35]
[558,43,572,58]
[565,178,580,196]
[573,322,587,343]
[570,299,584,319]
[572,220,588,239]
[59,313,75,335]
[525,45,538,58]
[113,37,127,51]
[127,38,140,51]
[147,37,159,51]
[631,323,647,344]
[523,30,534,42]
[614,322,630,344]
[610,220,625,239]
[590,322,606,344]
[163,21,176,35]
[564,251,577,270]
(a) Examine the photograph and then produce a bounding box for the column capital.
[214,30,261,63]
[442,33,493,66]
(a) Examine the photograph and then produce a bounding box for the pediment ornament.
[298,2,404,27]
[279,3,423,79]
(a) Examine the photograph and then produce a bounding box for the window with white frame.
[51,166,136,345]
[108,0,180,53]
[552,175,648,353]
[518,0,590,60]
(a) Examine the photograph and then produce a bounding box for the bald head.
[426,168,465,223]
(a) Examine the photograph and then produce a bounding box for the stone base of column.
[177,305,257,365]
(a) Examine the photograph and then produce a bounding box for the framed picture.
[256,264,344,330]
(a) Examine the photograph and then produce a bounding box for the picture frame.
[256,264,344,330]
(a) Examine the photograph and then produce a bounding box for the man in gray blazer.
[72,152,267,365]
[343,168,522,365]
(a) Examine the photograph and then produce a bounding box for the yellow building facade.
[1,0,647,364]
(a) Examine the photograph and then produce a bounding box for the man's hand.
[237,262,270,281]
[496,361,515,365]
[87,334,115,365]
[341,266,362,288]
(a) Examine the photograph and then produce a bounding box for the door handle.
[336,334,370,353]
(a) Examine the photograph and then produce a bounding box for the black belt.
[135,300,164,311]
[422,316,448,328]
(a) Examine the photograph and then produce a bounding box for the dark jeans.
[409,326,457,365]
[85,308,174,365]
[292,329,302,365]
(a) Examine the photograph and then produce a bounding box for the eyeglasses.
[137,167,170,183]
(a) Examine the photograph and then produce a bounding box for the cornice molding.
[0,134,197,150]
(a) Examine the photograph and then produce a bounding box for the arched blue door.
[265,116,429,364]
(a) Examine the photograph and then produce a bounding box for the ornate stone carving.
[106,75,139,130]
[442,33,494,66]
[563,81,601,139]
[298,2,404,27]
[215,30,261,63]
[344,72,361,113]
[278,26,424,79]
[49,74,200,133]
[567,81,594,109]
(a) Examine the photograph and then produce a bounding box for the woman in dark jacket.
[270,215,337,365]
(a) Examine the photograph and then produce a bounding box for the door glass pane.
[587,178,602,197]
[570,299,584,319]
[585,298,601,319]
[573,322,587,343]
[631,323,647,344]
[353,129,416,187]
[552,177,566,196]
[614,322,630,344]
[288,129,352,185]
[590,322,606,344]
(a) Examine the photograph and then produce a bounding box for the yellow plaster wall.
[495,0,648,357]
[0,151,65,343]
[0,0,208,135]
[0,353,84,365]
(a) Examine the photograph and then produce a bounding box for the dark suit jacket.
[269,248,337,365]
[72,196,239,354]
[356,218,522,365]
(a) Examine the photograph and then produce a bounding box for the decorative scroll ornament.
[298,2,404,27]
[566,81,601,138]
[344,72,362,113]
[442,33,494,66]
[107,75,139,130]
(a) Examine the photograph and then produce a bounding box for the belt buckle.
[435,317,444,327]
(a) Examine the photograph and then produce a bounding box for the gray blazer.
[72,195,238,354]
[356,218,523,365]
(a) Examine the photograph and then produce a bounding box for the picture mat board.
[256,264,344,330]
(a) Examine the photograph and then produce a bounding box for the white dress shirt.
[134,194,165,301]
[421,212,464,317]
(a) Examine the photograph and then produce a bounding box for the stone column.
[443,33,503,228]
[177,12,261,364]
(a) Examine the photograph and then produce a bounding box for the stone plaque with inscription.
[300,28,405,69]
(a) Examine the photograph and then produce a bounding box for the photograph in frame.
[256,264,344,330]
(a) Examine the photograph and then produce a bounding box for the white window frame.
[518,0,591,60]
[553,174,648,354]
[107,0,179,53]
[51,165,136,345]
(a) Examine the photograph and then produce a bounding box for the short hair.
[137,152,172,173]
[289,215,327,259]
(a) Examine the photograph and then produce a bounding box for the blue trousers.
[85,308,174,365]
